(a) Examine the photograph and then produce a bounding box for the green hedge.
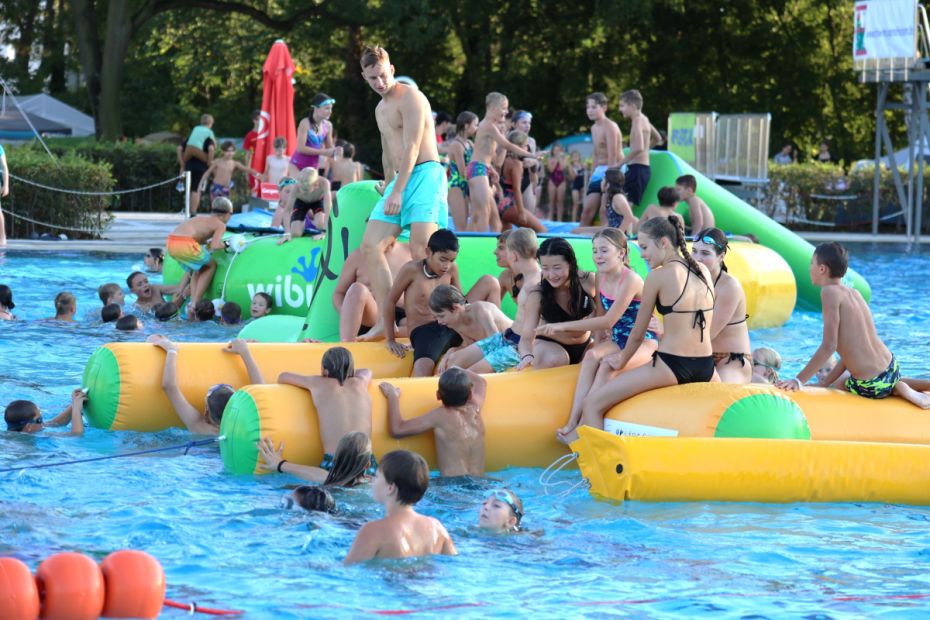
[759,161,919,231]
[4,147,114,239]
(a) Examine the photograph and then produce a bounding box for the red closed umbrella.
[252,39,297,197]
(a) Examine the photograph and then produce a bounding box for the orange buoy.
[35,553,104,620]
[0,557,40,620]
[100,549,165,619]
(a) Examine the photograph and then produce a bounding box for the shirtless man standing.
[617,89,662,208]
[358,45,448,337]
[580,93,623,226]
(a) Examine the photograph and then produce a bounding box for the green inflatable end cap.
[81,347,120,430]
[714,393,811,440]
[219,390,262,475]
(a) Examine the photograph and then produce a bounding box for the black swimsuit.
[536,283,594,365]
[653,261,716,384]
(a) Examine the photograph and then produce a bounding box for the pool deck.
[0,212,924,253]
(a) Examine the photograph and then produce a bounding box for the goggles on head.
[485,489,522,522]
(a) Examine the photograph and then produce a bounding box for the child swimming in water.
[344,450,456,564]
[751,347,781,384]
[478,488,523,533]
[4,388,86,436]
[258,430,375,486]
[0,284,15,320]
[250,292,273,319]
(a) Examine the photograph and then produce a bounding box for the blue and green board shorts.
[845,354,900,399]
[476,330,522,373]
[369,160,449,231]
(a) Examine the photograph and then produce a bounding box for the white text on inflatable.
[246,275,314,309]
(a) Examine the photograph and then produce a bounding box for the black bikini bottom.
[652,351,715,384]
[536,335,591,365]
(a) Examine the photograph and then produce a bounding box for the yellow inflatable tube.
[572,427,930,505]
[220,365,580,474]
[82,342,414,431]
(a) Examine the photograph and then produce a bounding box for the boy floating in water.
[778,243,930,408]
[165,196,232,313]
[4,389,86,436]
[344,450,457,564]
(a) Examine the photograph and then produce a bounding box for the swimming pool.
[2,245,930,618]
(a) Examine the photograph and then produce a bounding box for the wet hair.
[438,367,473,407]
[675,174,697,192]
[360,45,389,69]
[321,346,355,385]
[486,92,507,109]
[220,301,242,325]
[323,431,374,487]
[126,271,145,290]
[115,314,141,331]
[379,450,429,505]
[205,386,234,425]
[537,237,587,320]
[640,217,709,289]
[592,228,630,267]
[813,242,848,278]
[427,229,459,254]
[273,136,287,149]
[587,92,609,107]
[5,400,40,432]
[221,140,236,152]
[657,186,680,207]
[506,228,538,260]
[154,302,180,321]
[619,89,644,109]
[456,111,478,135]
[254,292,273,309]
[251,109,261,122]
[101,303,122,323]
[98,283,121,305]
[54,292,76,316]
[148,248,164,265]
[293,486,336,513]
[604,167,626,210]
[695,227,729,272]
[194,299,216,322]
[429,284,466,313]
[340,141,355,159]
[752,347,782,383]
[0,284,14,310]
[434,111,453,126]
[212,197,233,214]
[506,130,528,151]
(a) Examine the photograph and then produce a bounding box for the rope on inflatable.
[164,598,245,616]
[0,437,220,473]
[538,452,581,496]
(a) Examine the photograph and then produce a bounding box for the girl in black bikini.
[557,216,716,445]
[517,237,596,370]
[691,227,752,384]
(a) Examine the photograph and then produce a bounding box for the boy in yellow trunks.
[166,197,233,314]
[778,242,930,407]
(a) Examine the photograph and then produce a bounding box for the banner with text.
[853,0,917,61]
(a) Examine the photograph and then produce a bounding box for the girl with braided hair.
[557,215,716,444]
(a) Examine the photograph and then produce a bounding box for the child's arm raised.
[460,367,487,410]
[148,335,215,435]
[489,123,534,159]
[45,389,86,436]
[223,339,265,384]
[780,288,842,390]
[256,437,327,482]
[380,382,439,438]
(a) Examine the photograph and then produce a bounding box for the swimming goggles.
[696,235,726,250]
[7,415,43,432]
[278,177,297,191]
[485,489,522,521]
[313,98,336,108]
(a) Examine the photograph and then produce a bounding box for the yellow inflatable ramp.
[572,427,930,505]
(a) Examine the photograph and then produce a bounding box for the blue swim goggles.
[485,489,522,522]
[695,235,726,250]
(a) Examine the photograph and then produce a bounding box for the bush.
[4,147,115,239]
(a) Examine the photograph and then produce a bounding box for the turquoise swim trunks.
[370,161,449,231]
[476,331,521,373]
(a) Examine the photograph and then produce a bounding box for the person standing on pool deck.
[617,90,662,209]
[358,46,450,340]
[776,242,930,408]
[579,92,622,227]
[288,93,337,177]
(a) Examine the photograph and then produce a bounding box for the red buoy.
[35,553,104,620]
[100,549,165,619]
[0,557,40,620]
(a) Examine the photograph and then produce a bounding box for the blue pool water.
[2,245,930,618]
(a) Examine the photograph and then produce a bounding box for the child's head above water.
[324,430,373,487]
[144,248,164,272]
[815,355,838,385]
[321,346,355,385]
[751,347,782,384]
[0,284,14,311]
[220,301,242,325]
[812,242,848,280]
[375,450,429,506]
[127,271,150,298]
[479,488,523,532]
[292,485,336,513]
[437,367,473,407]
[154,302,180,322]
[98,282,124,306]
[101,303,122,323]
[54,291,76,317]
[116,314,142,331]
[5,400,43,433]
[205,383,234,426]
[194,299,216,322]
[250,292,273,319]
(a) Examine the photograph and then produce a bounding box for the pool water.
[2,245,930,618]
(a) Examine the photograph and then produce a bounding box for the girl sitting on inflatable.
[539,229,657,434]
[558,216,716,444]
[691,227,752,384]
[517,237,596,370]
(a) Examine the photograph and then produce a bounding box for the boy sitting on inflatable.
[778,243,930,407]
[379,366,487,477]
[429,285,514,373]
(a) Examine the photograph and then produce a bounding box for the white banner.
[853,0,917,61]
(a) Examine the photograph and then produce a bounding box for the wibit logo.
[246,247,321,309]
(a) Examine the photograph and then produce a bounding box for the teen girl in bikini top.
[653,260,716,384]
[536,277,595,365]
